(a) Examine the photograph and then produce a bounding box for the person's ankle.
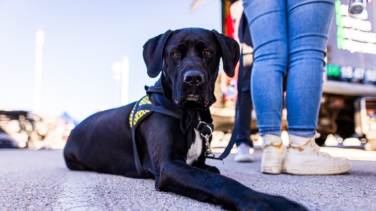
[262,134,283,148]
[287,134,315,150]
[261,135,286,174]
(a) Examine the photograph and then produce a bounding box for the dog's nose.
[183,70,204,86]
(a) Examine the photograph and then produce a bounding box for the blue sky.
[0,0,220,120]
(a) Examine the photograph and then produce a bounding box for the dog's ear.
[211,30,240,77]
[143,30,173,78]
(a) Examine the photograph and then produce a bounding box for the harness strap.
[131,98,147,177]
[130,96,188,177]
[154,106,181,119]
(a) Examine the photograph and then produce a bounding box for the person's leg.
[283,0,352,175]
[286,0,334,138]
[234,89,254,162]
[236,90,253,146]
[236,63,253,148]
[243,0,287,137]
[234,60,253,162]
[243,0,288,174]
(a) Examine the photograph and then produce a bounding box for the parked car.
[0,127,18,148]
[0,110,49,148]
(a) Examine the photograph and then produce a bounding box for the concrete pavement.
[0,148,375,211]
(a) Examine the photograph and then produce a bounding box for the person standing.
[229,0,255,162]
[242,0,352,174]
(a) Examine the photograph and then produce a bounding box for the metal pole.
[33,29,45,113]
[111,61,122,107]
[121,56,129,105]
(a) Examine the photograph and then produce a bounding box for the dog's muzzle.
[183,70,204,86]
[175,70,210,109]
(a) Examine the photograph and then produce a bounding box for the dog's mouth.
[177,94,209,110]
[186,94,200,101]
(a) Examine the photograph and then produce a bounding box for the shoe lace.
[262,141,283,150]
[288,138,331,157]
[312,142,331,157]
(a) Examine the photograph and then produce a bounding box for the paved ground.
[0,148,375,211]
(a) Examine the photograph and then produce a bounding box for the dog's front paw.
[192,162,220,174]
[238,194,308,211]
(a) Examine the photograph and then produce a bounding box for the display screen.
[326,0,376,85]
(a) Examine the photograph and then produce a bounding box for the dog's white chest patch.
[186,129,202,165]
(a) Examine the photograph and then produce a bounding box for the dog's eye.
[172,51,180,57]
[204,50,212,57]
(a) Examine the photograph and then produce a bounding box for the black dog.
[64,28,307,211]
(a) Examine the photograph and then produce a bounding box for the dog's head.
[143,28,239,110]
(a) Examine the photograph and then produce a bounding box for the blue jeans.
[243,0,335,138]
[236,63,253,147]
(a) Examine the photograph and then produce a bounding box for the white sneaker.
[261,135,286,174]
[282,134,352,175]
[234,143,254,162]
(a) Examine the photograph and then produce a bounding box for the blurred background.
[0,0,221,120]
[0,0,221,148]
[1,0,376,154]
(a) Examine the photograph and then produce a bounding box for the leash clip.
[201,133,216,159]
[197,121,216,159]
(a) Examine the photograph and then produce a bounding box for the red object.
[226,14,234,38]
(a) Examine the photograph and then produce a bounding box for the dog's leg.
[141,117,307,211]
[154,161,306,211]
[192,162,220,174]
[192,158,220,174]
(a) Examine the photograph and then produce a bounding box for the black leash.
[214,12,253,160]
[216,53,245,160]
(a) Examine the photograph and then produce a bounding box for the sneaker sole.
[261,162,282,174]
[234,158,253,162]
[282,163,352,175]
[234,155,253,162]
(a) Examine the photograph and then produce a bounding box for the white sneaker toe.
[282,134,352,175]
[234,143,253,162]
